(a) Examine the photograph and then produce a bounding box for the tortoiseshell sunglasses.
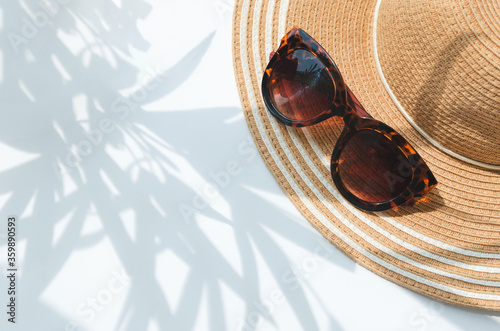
[261,27,437,211]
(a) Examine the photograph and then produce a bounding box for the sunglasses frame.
[261,27,437,211]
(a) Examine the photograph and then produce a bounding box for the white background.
[0,0,500,330]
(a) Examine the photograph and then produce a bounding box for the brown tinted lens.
[338,130,413,203]
[269,49,335,121]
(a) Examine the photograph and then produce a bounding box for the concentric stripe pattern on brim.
[232,0,500,310]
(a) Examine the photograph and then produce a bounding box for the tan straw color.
[232,0,500,310]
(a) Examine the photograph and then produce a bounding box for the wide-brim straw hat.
[232,0,500,310]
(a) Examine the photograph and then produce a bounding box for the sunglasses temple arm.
[345,85,373,119]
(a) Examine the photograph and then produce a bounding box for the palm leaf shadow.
[0,2,352,330]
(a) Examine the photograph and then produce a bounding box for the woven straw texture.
[376,0,500,166]
[232,0,500,310]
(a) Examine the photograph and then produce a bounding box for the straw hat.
[232,0,500,310]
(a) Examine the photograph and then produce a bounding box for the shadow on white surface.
[0,1,355,330]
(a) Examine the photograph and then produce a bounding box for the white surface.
[0,0,499,330]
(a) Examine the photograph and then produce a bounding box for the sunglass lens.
[268,49,335,122]
[338,130,413,203]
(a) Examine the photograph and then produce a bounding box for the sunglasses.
[261,27,437,211]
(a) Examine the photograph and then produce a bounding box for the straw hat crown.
[376,0,500,166]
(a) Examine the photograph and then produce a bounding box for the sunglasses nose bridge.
[340,109,358,127]
[327,102,350,120]
[344,86,373,119]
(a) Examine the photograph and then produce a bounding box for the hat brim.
[232,0,500,310]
